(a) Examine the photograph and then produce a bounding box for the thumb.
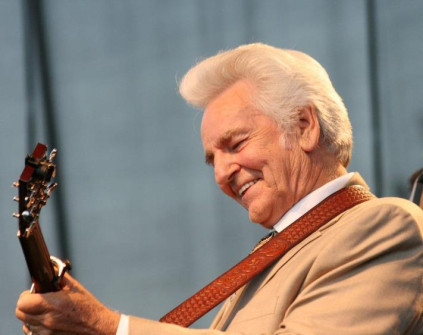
[60,273,99,301]
[60,273,83,291]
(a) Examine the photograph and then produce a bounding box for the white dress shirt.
[116,172,355,335]
[273,172,354,232]
[116,314,129,335]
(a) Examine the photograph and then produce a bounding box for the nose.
[213,151,239,191]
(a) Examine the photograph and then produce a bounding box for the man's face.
[201,81,303,229]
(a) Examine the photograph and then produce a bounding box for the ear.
[297,104,320,152]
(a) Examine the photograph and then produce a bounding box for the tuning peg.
[49,148,57,162]
[21,210,32,221]
[12,181,19,188]
[13,210,32,221]
[13,196,19,202]
[46,182,58,196]
[13,211,32,220]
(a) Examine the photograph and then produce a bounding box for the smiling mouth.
[238,179,259,197]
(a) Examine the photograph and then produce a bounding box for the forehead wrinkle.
[219,128,241,145]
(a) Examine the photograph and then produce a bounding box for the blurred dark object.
[409,168,423,209]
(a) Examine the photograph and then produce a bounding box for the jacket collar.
[254,172,370,293]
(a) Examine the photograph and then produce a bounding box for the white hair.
[179,43,353,166]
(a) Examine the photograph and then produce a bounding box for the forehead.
[201,81,257,141]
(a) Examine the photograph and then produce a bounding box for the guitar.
[13,143,71,293]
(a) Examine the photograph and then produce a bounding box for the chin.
[249,212,274,229]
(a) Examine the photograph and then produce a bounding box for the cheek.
[215,176,237,199]
[239,149,268,170]
[262,155,293,191]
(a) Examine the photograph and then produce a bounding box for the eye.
[232,138,246,151]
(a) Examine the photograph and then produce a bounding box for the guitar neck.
[18,222,58,293]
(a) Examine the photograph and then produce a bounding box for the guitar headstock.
[13,143,58,236]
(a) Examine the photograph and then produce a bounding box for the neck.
[297,150,348,202]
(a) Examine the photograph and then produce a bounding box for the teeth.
[238,180,258,196]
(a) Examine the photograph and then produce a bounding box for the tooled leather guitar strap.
[160,185,375,327]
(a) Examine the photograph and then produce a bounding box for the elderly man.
[16,43,423,335]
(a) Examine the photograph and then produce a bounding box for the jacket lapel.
[210,285,248,330]
[254,228,323,293]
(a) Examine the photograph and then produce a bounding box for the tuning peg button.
[45,182,58,196]
[49,149,57,162]
[21,210,32,221]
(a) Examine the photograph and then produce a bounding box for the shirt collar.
[273,172,355,233]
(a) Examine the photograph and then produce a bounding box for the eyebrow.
[204,128,249,166]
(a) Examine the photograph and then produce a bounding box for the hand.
[16,273,120,335]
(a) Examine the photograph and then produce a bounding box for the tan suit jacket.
[129,174,423,334]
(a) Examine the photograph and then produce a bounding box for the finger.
[16,306,26,322]
[22,322,41,335]
[16,306,41,325]
[23,322,42,335]
[18,290,32,300]
[17,292,49,315]
[22,323,29,334]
